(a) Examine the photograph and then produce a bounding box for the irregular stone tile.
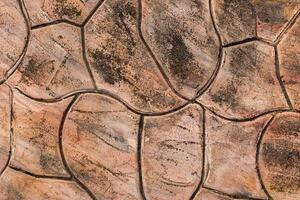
[142,104,203,200]
[8,23,94,99]
[0,0,27,80]
[24,0,102,26]
[141,0,220,98]
[0,168,91,200]
[198,41,288,119]
[10,89,71,177]
[204,110,270,199]
[259,112,300,200]
[212,1,300,44]
[253,1,300,41]
[62,94,142,200]
[194,188,234,200]
[211,0,256,45]
[0,85,11,173]
[278,17,300,109]
[85,0,185,113]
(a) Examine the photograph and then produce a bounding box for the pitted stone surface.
[0,1,299,199]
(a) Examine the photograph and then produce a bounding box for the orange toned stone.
[85,0,185,113]
[211,0,256,45]
[198,41,288,119]
[258,112,300,200]
[62,94,142,199]
[0,0,27,81]
[10,89,72,177]
[278,17,300,109]
[0,84,11,174]
[142,104,203,200]
[141,0,220,98]
[194,188,234,200]
[8,23,94,99]
[0,168,91,199]
[253,0,300,41]
[24,0,102,26]
[204,110,271,199]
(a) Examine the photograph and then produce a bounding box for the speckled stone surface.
[0,1,299,200]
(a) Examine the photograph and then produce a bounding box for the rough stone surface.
[141,0,220,98]
[198,41,288,119]
[24,0,102,26]
[142,104,203,200]
[0,168,91,200]
[0,0,27,81]
[85,0,185,113]
[0,0,299,199]
[259,112,300,200]
[278,16,300,109]
[10,89,71,177]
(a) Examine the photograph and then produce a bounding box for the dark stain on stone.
[20,58,55,86]
[229,44,258,78]
[255,2,287,24]
[211,81,239,108]
[271,116,300,138]
[219,0,256,42]
[90,49,129,85]
[262,142,299,173]
[8,185,24,200]
[270,174,300,193]
[55,0,82,19]
[40,153,62,173]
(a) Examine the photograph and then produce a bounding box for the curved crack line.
[11,86,191,117]
[0,86,13,178]
[274,46,293,109]
[195,0,223,98]
[255,115,276,200]
[274,9,300,45]
[31,19,82,30]
[0,0,31,85]
[222,37,275,48]
[9,166,72,181]
[58,95,98,200]
[137,115,147,200]
[202,186,268,200]
[81,27,97,89]
[189,107,206,200]
[196,101,300,122]
[136,0,190,102]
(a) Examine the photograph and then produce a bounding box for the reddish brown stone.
[198,41,288,119]
[278,17,300,109]
[0,0,27,81]
[194,188,234,200]
[10,89,71,177]
[212,0,300,44]
[24,0,102,26]
[141,0,220,98]
[258,112,300,200]
[0,168,91,199]
[0,84,11,174]
[62,93,141,199]
[204,110,271,199]
[142,104,203,200]
[8,23,94,99]
[85,0,185,113]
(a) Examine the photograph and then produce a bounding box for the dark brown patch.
[211,81,239,108]
[54,0,82,19]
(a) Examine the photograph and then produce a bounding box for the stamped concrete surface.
[0,0,299,200]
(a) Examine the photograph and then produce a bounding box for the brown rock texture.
[0,0,299,200]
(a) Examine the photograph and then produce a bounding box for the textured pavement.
[0,0,299,200]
